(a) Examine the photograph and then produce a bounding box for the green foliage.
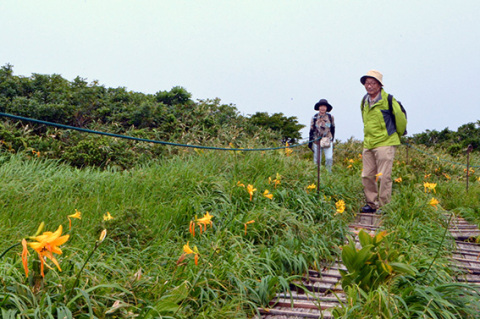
[340,229,417,292]
[1,64,480,318]
[0,65,306,169]
[410,121,480,155]
[249,111,305,143]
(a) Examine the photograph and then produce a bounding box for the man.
[359,70,407,213]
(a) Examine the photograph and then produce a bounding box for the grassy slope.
[0,142,479,318]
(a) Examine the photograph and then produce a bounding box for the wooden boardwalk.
[257,213,480,319]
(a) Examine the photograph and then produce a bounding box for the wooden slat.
[259,213,480,318]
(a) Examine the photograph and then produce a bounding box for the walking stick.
[317,144,321,196]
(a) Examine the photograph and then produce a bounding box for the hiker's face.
[318,105,327,114]
[364,78,381,97]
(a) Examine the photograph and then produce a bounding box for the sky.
[1,0,479,142]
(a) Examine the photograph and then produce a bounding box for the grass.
[0,141,479,318]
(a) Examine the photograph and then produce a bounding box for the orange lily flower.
[244,220,255,235]
[429,198,440,209]
[263,190,273,200]
[28,225,70,277]
[196,211,213,233]
[68,209,82,229]
[21,239,29,278]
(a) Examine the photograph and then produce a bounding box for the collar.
[368,90,382,105]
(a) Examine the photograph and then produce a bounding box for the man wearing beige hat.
[359,70,407,213]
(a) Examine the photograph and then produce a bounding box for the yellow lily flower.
[429,197,440,209]
[247,184,257,201]
[68,209,82,229]
[394,177,402,183]
[196,212,213,233]
[103,212,114,221]
[284,142,293,156]
[423,182,437,193]
[28,225,70,277]
[183,242,194,254]
[335,200,346,215]
[263,190,273,200]
[306,184,316,193]
[182,242,199,266]
[375,173,383,182]
[237,181,245,188]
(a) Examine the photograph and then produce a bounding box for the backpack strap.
[387,94,393,114]
[388,94,396,123]
[361,94,368,120]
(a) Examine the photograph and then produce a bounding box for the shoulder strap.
[388,94,393,114]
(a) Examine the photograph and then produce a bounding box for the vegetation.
[0,64,304,170]
[0,139,479,318]
[1,65,480,318]
[408,121,480,156]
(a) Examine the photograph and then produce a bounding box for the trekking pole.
[317,144,321,196]
[466,144,473,193]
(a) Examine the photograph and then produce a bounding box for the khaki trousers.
[362,145,396,209]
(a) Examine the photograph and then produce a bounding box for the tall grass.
[1,141,479,318]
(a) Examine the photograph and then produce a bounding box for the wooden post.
[466,144,473,193]
[406,139,409,164]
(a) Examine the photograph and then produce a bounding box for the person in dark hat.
[308,99,335,172]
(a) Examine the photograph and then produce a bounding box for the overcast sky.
[1,0,479,142]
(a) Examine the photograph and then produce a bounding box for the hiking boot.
[361,205,377,213]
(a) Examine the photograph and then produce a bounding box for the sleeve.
[392,99,407,136]
[308,116,315,150]
[330,115,335,141]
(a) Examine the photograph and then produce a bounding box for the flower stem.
[66,242,101,301]
[0,242,21,259]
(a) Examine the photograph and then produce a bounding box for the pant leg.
[362,148,378,209]
[323,145,333,172]
[375,145,396,207]
[313,143,321,165]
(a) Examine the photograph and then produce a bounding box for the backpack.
[361,94,407,136]
[387,94,407,136]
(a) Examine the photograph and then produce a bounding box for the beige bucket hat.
[360,69,383,86]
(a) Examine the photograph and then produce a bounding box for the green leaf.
[358,229,372,247]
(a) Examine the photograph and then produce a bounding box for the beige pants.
[362,145,397,209]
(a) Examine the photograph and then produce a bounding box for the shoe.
[361,205,377,213]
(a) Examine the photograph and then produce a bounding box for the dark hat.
[314,99,333,112]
